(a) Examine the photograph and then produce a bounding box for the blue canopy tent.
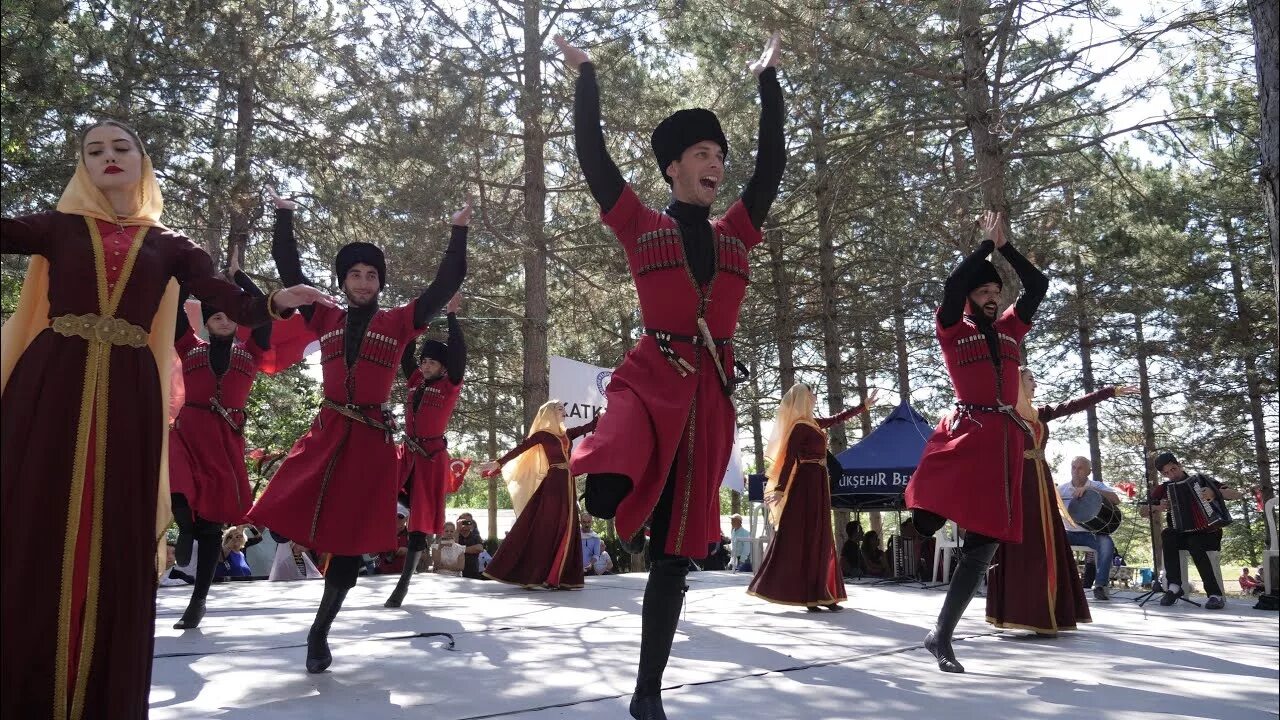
[830,401,933,510]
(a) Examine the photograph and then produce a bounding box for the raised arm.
[939,239,996,328]
[817,401,869,430]
[494,433,547,468]
[400,342,418,382]
[267,193,316,322]
[557,35,625,212]
[444,302,466,384]
[175,285,193,341]
[412,203,470,330]
[999,242,1049,324]
[232,268,272,351]
[1039,384,1136,423]
[741,33,786,229]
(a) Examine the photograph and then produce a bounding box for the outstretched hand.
[748,32,782,77]
[266,186,296,211]
[480,461,500,477]
[979,210,1007,248]
[865,388,882,407]
[273,284,337,311]
[554,34,589,71]
[451,196,474,226]
[446,292,463,314]
[1114,384,1140,397]
[226,249,242,281]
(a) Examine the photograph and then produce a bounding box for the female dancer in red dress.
[480,402,598,589]
[749,384,875,611]
[985,368,1135,634]
[0,120,328,720]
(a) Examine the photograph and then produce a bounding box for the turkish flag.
[447,458,472,493]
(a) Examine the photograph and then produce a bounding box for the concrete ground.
[151,570,1278,720]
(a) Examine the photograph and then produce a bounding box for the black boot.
[632,558,688,720]
[384,550,423,608]
[172,495,195,567]
[174,530,221,630]
[307,585,351,673]
[924,542,997,673]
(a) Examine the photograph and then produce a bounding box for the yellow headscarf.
[1,129,177,575]
[503,401,566,516]
[764,383,821,527]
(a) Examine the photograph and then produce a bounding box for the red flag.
[447,458,472,493]
[1115,481,1137,499]
[1255,487,1264,512]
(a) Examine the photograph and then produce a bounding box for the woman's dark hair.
[80,119,147,158]
[845,521,863,536]
[860,530,880,549]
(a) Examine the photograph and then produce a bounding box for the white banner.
[550,355,611,430]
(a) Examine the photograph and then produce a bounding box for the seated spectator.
[729,513,752,572]
[860,530,889,578]
[433,522,466,576]
[269,541,324,581]
[160,542,192,587]
[702,535,731,571]
[1239,567,1264,595]
[456,514,488,579]
[581,513,614,576]
[378,508,411,575]
[214,526,253,579]
[841,521,865,578]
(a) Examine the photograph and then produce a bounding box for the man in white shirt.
[580,513,613,575]
[729,514,752,572]
[1059,456,1120,601]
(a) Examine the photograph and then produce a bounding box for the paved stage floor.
[151,571,1278,719]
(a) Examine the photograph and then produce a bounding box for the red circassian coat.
[2,213,275,720]
[905,306,1032,542]
[400,368,464,535]
[748,404,866,607]
[572,185,759,557]
[484,419,597,588]
[248,301,422,555]
[168,328,265,524]
[986,387,1115,634]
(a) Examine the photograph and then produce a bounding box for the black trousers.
[1161,527,1223,596]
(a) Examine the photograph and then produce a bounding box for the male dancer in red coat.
[384,292,466,608]
[248,189,469,673]
[905,211,1048,673]
[169,244,277,630]
[556,31,785,720]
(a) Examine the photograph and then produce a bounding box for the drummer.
[1059,456,1121,601]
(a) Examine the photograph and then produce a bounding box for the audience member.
[860,530,889,577]
[702,536,731,571]
[433,522,466,576]
[270,541,324,581]
[841,521,865,578]
[160,542,192,586]
[730,514,752,572]
[1239,567,1264,596]
[378,509,412,575]
[456,514,488,579]
[214,526,253,579]
[581,513,614,576]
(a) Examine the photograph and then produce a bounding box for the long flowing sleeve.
[568,416,599,441]
[173,238,278,329]
[232,270,272,351]
[816,402,868,430]
[412,225,468,329]
[445,312,466,383]
[497,432,549,467]
[1038,386,1116,423]
[269,208,315,323]
[573,62,626,212]
[999,242,1048,324]
[1,213,57,256]
[175,286,192,341]
[740,67,786,230]
[938,239,995,328]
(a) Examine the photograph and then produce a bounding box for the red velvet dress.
[248,301,422,555]
[906,306,1032,542]
[168,328,264,524]
[571,185,759,556]
[1,212,274,720]
[485,420,597,588]
[400,369,463,535]
[986,388,1114,633]
[748,406,864,607]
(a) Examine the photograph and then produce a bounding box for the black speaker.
[748,474,766,503]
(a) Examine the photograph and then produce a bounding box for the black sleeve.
[232,270,272,350]
[400,342,418,381]
[175,285,192,340]
[999,242,1049,324]
[574,62,626,212]
[269,208,314,322]
[938,239,995,328]
[740,67,786,230]
[445,312,466,384]
[412,225,468,329]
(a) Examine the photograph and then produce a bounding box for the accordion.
[1162,475,1232,533]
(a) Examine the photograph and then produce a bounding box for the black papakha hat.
[651,109,728,184]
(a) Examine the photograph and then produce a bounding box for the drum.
[1068,488,1123,535]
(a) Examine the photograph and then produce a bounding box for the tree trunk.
[894,284,911,404]
[1223,214,1275,505]
[1073,256,1105,482]
[768,228,796,390]
[227,45,258,270]
[956,0,1008,213]
[1134,315,1163,571]
[1247,0,1279,318]
[852,328,879,536]
[486,352,499,541]
[519,0,549,427]
[749,357,766,474]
